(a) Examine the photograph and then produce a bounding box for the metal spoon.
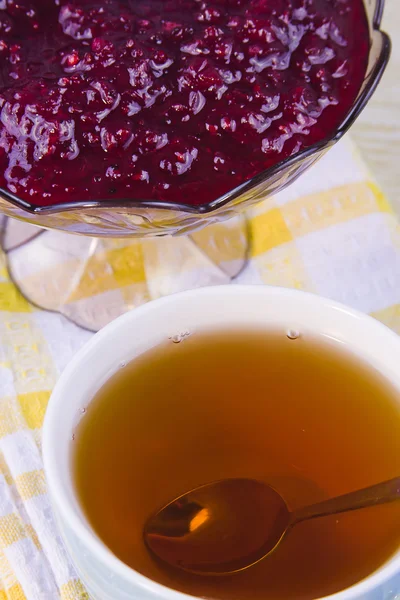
[144,476,400,575]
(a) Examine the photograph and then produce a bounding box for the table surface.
[352,1,400,213]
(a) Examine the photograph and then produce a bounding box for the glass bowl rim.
[0,0,391,217]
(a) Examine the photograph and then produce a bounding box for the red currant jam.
[0,0,369,208]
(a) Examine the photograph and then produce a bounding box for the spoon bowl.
[144,479,290,575]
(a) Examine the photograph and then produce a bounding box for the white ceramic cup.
[43,285,400,600]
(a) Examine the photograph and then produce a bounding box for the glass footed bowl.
[0,0,390,238]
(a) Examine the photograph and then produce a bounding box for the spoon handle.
[292,476,400,525]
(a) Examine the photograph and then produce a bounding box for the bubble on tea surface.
[119,361,127,368]
[169,331,191,344]
[80,407,86,414]
[287,329,300,340]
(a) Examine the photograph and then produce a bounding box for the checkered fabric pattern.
[0,137,399,599]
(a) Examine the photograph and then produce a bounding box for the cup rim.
[43,285,400,600]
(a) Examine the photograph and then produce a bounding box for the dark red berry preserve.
[0,0,369,207]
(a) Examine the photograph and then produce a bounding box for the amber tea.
[73,328,400,600]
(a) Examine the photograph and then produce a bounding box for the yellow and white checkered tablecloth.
[0,137,399,599]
